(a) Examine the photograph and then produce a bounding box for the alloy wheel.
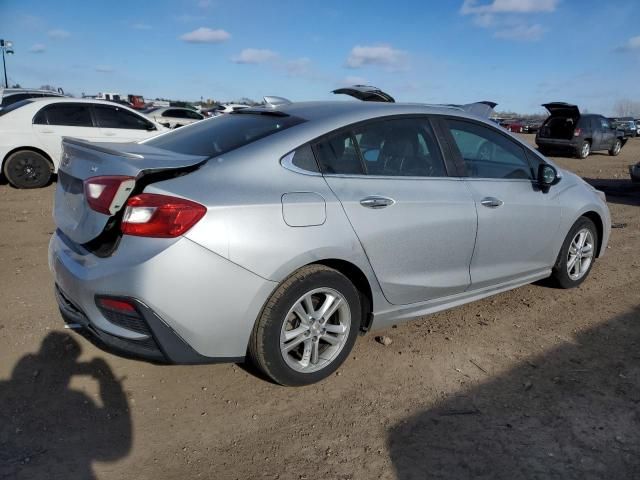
[567,228,594,281]
[279,288,351,373]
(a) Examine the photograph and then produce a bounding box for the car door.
[92,104,159,142]
[32,103,99,164]
[317,116,477,305]
[162,109,184,128]
[438,117,562,289]
[597,117,615,148]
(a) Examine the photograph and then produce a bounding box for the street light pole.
[1,39,15,88]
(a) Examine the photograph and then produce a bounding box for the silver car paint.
[50,101,611,359]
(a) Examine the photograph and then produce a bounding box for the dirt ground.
[1,135,639,480]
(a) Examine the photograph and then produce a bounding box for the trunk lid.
[55,137,207,245]
[542,102,580,118]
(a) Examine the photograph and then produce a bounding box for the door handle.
[39,129,54,134]
[360,196,395,209]
[480,197,504,208]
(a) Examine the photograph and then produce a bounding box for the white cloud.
[95,65,114,73]
[284,57,312,76]
[494,23,545,41]
[29,44,46,53]
[345,44,408,69]
[232,48,278,64]
[180,27,230,43]
[616,35,640,52]
[48,29,70,39]
[338,75,369,86]
[461,0,559,14]
[132,23,152,30]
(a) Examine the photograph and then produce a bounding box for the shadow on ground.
[387,307,640,480]
[0,332,131,480]
[584,178,640,207]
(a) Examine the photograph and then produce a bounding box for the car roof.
[253,100,485,124]
[0,88,64,97]
[16,97,137,107]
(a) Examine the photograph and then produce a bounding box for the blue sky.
[2,0,639,114]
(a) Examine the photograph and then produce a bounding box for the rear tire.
[3,150,53,189]
[609,139,622,156]
[550,217,598,289]
[249,265,361,386]
[577,140,591,159]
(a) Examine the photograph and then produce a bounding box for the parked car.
[536,103,627,159]
[504,120,525,133]
[143,107,205,128]
[636,119,640,135]
[49,95,612,386]
[203,103,251,117]
[523,120,542,134]
[0,98,166,188]
[616,120,637,138]
[0,87,65,110]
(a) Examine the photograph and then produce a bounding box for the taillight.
[97,297,137,314]
[84,176,135,215]
[121,193,206,238]
[573,128,582,137]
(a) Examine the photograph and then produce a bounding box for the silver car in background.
[49,100,611,386]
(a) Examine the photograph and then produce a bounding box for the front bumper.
[49,231,277,363]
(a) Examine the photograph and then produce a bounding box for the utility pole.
[1,39,15,88]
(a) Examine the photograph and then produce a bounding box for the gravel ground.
[1,135,639,480]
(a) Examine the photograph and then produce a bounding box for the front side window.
[185,110,203,120]
[94,105,153,130]
[445,119,533,180]
[600,118,610,129]
[34,104,93,127]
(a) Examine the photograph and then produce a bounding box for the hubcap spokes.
[280,288,350,373]
[567,229,594,280]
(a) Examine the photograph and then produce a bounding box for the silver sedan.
[49,100,610,386]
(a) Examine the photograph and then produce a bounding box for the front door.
[439,117,562,289]
[92,104,159,142]
[316,116,477,305]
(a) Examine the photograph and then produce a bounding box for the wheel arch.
[313,259,374,333]
[2,146,55,173]
[581,211,604,256]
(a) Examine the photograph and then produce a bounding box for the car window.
[162,109,177,117]
[185,110,203,120]
[145,112,305,156]
[288,144,319,173]
[445,119,533,180]
[353,118,446,177]
[600,118,610,129]
[1,93,33,107]
[93,105,153,130]
[315,131,364,175]
[34,104,93,127]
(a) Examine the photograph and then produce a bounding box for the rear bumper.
[535,138,579,150]
[49,231,277,363]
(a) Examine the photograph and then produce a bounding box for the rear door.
[317,116,477,305]
[597,116,615,148]
[438,117,562,288]
[32,103,99,163]
[92,104,159,141]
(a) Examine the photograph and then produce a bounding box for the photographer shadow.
[0,332,131,480]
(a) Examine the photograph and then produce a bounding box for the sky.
[1,0,639,114]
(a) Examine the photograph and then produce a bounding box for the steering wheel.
[476,140,494,161]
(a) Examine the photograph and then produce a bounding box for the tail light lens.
[574,128,582,137]
[121,193,206,238]
[84,176,135,215]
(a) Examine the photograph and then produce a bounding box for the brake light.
[84,176,135,215]
[573,128,582,137]
[97,297,137,314]
[121,193,206,238]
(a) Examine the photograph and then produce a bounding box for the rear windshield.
[145,112,305,157]
[0,99,34,116]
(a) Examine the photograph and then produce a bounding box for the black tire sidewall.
[4,151,52,189]
[578,141,590,159]
[552,217,598,289]
[609,140,621,156]
[253,268,361,386]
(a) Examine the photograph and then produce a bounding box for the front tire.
[550,217,598,289]
[577,140,591,159]
[249,265,361,386]
[3,150,53,189]
[609,139,622,156]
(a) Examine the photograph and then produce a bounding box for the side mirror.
[538,164,559,188]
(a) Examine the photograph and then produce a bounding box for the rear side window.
[315,131,364,175]
[145,112,305,156]
[33,104,93,127]
[0,99,33,116]
[94,105,153,130]
[289,144,319,172]
[1,93,33,107]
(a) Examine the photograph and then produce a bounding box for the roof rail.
[263,96,292,108]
